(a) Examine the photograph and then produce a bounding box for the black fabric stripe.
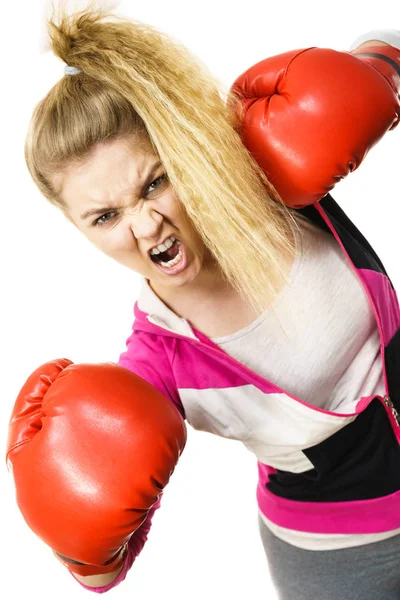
[265,399,400,502]
[296,198,333,235]
[353,51,400,77]
[298,193,400,415]
[298,194,391,282]
[385,327,400,412]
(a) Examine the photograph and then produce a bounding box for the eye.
[146,173,169,195]
[91,174,169,228]
[93,211,117,227]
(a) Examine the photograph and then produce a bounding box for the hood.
[133,277,199,341]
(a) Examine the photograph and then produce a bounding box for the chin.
[156,257,202,289]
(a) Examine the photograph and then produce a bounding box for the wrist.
[349,29,400,51]
[71,563,124,588]
[352,40,390,52]
[53,543,127,577]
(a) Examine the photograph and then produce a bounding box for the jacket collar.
[135,277,199,339]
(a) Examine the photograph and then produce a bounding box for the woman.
[17,3,400,598]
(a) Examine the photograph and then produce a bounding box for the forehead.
[57,135,158,212]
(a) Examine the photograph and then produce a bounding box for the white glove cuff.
[349,29,400,51]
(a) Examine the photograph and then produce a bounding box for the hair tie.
[64,65,81,75]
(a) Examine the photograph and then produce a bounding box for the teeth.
[150,236,176,255]
[159,243,183,268]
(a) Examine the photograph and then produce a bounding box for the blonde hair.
[25,1,301,325]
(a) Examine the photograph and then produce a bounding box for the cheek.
[88,226,136,254]
[171,204,194,237]
[164,189,186,217]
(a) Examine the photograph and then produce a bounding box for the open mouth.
[150,239,181,266]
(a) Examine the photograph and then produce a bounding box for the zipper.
[382,395,400,427]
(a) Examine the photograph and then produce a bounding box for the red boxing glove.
[6,359,186,576]
[230,44,400,208]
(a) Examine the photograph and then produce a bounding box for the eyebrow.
[79,160,163,221]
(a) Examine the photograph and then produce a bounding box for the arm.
[71,566,124,590]
[349,29,400,98]
[70,498,162,592]
[349,29,400,51]
[354,40,390,50]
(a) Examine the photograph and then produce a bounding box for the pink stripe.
[174,329,280,392]
[358,268,400,346]
[135,303,379,419]
[257,463,400,534]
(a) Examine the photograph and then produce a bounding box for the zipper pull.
[383,395,400,426]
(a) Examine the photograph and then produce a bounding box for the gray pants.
[258,515,400,600]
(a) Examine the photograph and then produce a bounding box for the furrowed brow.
[79,160,163,221]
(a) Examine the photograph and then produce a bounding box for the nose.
[129,205,163,240]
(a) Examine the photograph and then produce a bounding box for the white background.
[1,1,399,598]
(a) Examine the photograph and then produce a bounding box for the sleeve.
[118,329,185,419]
[69,498,162,594]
